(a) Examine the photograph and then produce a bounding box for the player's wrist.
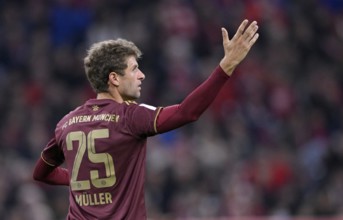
[219,58,237,76]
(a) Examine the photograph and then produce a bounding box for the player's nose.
[138,69,145,81]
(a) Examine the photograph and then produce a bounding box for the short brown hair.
[84,39,142,93]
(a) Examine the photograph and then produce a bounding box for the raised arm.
[156,20,259,133]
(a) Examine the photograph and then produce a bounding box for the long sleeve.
[156,65,230,133]
[33,157,69,186]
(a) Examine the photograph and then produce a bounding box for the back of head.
[84,39,142,93]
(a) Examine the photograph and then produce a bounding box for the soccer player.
[33,19,259,219]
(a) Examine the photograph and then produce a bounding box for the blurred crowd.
[0,0,343,219]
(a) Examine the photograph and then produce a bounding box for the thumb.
[221,27,230,45]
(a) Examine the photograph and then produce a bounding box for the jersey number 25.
[66,129,116,191]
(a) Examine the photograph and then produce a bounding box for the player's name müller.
[62,114,120,129]
[75,192,113,207]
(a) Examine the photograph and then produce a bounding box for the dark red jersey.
[35,66,230,219]
[41,99,161,220]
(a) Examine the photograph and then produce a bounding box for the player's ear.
[109,72,120,87]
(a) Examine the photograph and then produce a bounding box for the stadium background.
[0,0,343,219]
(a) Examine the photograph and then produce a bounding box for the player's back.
[55,99,159,220]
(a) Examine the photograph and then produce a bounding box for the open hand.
[219,19,259,76]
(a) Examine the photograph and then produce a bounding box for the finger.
[249,33,259,47]
[221,27,229,44]
[243,21,258,40]
[232,19,249,41]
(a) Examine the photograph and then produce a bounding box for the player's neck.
[97,92,124,103]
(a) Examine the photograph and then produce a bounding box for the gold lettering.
[105,192,112,204]
[69,117,74,125]
[88,194,94,206]
[86,115,92,122]
[99,193,105,205]
[93,193,99,205]
[75,116,80,123]
[111,115,117,122]
[68,115,93,125]
[83,194,89,206]
[75,194,82,206]
[80,115,91,122]
[62,121,68,129]
[74,193,113,206]
[91,114,119,123]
